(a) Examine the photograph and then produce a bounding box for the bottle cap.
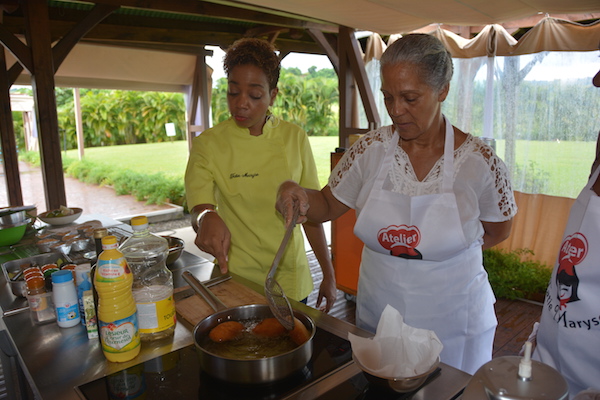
[101,235,118,246]
[131,216,149,230]
[93,228,108,239]
[51,269,74,284]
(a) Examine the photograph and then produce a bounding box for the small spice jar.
[26,276,46,295]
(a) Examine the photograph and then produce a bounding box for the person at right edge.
[275,34,517,375]
[531,63,600,399]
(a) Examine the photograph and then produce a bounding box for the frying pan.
[182,271,316,384]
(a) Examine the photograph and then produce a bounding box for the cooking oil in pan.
[199,318,299,359]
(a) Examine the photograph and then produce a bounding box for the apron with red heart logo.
[353,116,497,374]
[533,165,600,397]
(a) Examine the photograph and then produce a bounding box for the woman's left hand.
[316,275,337,313]
[276,180,310,226]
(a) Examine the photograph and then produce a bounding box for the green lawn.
[494,139,596,198]
[64,137,339,189]
[64,136,595,198]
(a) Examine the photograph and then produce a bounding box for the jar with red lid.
[26,276,46,295]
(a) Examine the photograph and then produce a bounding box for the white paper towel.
[349,304,443,377]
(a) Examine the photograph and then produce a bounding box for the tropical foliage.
[483,248,551,300]
[55,88,187,148]
[211,67,339,136]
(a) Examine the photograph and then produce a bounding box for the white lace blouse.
[329,125,517,246]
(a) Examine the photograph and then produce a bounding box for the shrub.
[483,247,552,300]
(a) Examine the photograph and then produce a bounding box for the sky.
[205,45,333,86]
[207,44,598,86]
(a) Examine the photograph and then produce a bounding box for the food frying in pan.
[203,317,311,359]
[209,321,245,343]
[289,317,311,346]
[252,318,288,338]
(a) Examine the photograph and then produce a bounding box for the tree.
[210,67,339,136]
[496,53,546,171]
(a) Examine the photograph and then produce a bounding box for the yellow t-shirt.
[185,117,321,300]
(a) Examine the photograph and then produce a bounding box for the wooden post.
[0,10,23,206]
[23,0,67,210]
[337,26,380,149]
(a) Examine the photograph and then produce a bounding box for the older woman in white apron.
[276,34,517,374]
[532,68,600,398]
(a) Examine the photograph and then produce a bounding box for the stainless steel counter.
[1,249,471,400]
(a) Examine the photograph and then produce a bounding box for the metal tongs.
[264,208,299,330]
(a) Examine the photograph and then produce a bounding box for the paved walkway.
[1,161,179,221]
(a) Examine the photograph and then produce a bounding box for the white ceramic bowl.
[38,207,82,226]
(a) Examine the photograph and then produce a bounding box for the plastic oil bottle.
[95,235,141,362]
[119,216,176,341]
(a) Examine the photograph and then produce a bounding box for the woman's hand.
[193,207,231,274]
[316,275,337,313]
[276,180,310,226]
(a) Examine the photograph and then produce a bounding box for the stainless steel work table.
[1,250,471,399]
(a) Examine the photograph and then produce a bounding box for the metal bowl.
[0,205,36,227]
[353,354,440,393]
[162,235,184,265]
[0,210,27,226]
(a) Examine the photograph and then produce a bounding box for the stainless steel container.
[2,253,62,297]
[193,304,315,384]
[70,237,90,252]
[184,271,316,385]
[461,356,569,400]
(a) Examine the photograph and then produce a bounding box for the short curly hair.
[223,38,281,90]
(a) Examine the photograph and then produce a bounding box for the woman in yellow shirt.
[185,38,336,311]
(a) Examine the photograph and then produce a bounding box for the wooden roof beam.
[66,0,339,33]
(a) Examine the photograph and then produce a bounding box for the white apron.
[353,116,497,374]
[533,165,600,397]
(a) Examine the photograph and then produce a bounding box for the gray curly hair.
[380,33,453,92]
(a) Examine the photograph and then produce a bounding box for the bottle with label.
[93,228,109,261]
[51,270,81,328]
[95,235,141,362]
[74,263,92,326]
[119,216,176,341]
[91,227,109,292]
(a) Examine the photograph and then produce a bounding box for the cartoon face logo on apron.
[556,232,588,309]
[377,224,422,259]
[533,165,600,397]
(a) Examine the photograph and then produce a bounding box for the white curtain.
[360,17,600,198]
[443,50,599,199]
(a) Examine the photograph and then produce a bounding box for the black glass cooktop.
[76,327,441,400]
[76,327,353,400]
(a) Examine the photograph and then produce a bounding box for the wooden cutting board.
[175,279,268,327]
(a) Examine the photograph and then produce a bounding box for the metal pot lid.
[462,356,568,400]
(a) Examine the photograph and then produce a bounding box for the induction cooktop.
[75,326,442,400]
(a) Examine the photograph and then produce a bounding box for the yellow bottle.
[95,235,141,363]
